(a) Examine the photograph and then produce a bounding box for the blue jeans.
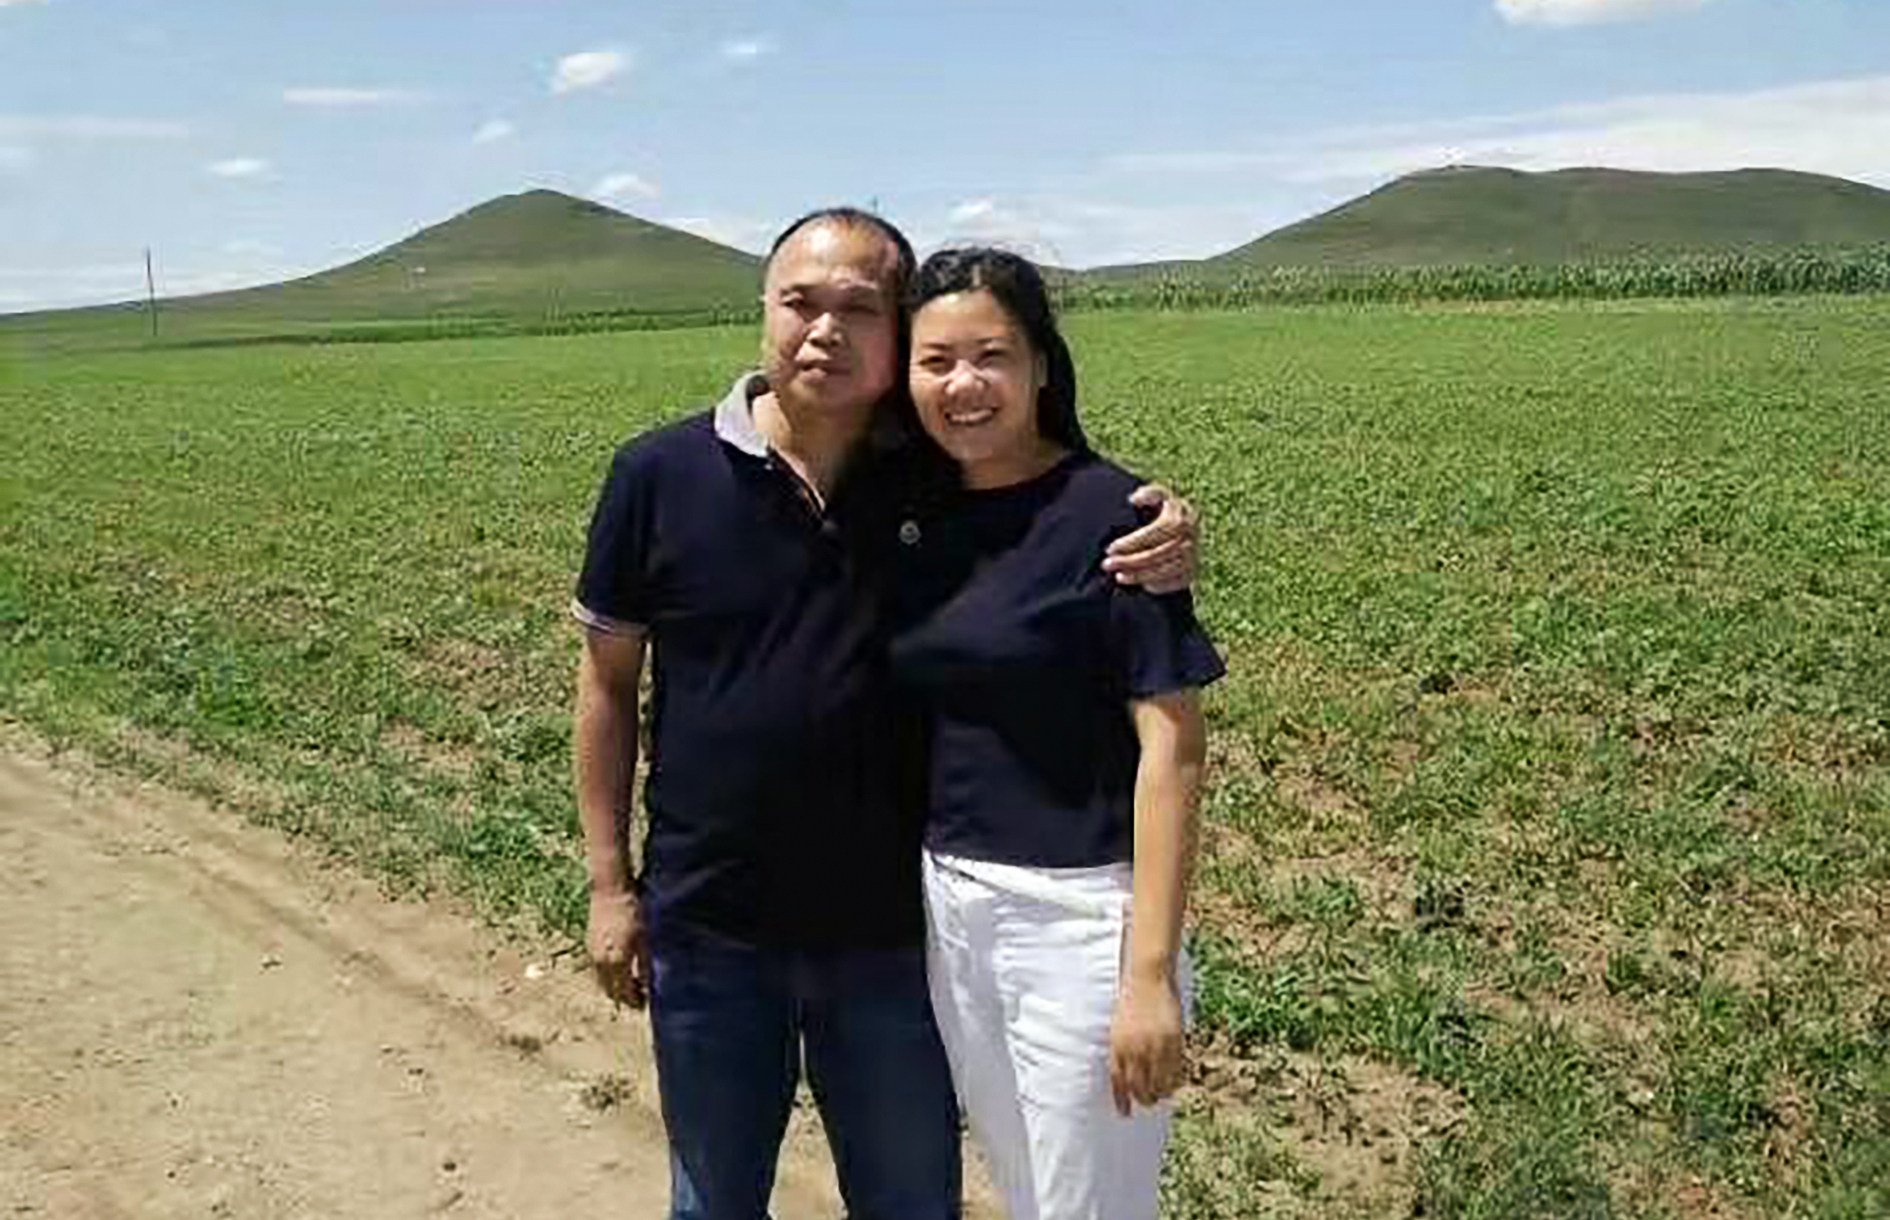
[648,923,962,1220]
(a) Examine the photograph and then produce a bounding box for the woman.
[888,248,1224,1220]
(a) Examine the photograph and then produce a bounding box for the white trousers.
[922,850,1192,1220]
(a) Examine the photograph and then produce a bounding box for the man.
[571,208,1195,1220]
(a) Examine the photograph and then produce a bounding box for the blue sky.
[2,0,1887,311]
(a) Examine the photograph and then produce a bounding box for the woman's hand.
[1103,484,1199,595]
[1109,969,1186,1116]
[588,888,651,1010]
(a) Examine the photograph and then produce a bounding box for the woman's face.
[908,289,1047,475]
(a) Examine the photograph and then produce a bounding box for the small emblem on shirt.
[898,520,922,547]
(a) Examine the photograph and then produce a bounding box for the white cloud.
[0,253,320,313]
[472,119,516,145]
[921,195,1284,268]
[935,197,1104,265]
[552,50,628,95]
[0,1,50,9]
[0,263,148,311]
[159,268,290,296]
[592,172,659,204]
[220,238,281,257]
[1105,75,1890,191]
[1497,0,1713,25]
[0,114,188,140]
[720,38,774,61]
[948,199,998,225]
[0,145,32,171]
[663,214,775,253]
[283,87,425,108]
[206,157,270,179]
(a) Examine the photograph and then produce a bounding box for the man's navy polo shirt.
[573,374,921,950]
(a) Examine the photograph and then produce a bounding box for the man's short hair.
[766,206,917,307]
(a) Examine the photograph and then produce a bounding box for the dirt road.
[0,746,850,1219]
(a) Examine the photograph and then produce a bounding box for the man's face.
[760,223,900,414]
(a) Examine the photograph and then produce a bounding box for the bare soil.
[0,746,854,1219]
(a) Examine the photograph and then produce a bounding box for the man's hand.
[1103,484,1199,595]
[575,627,647,1009]
[588,888,651,1010]
[1109,970,1187,1117]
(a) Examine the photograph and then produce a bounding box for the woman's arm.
[1111,688,1208,1115]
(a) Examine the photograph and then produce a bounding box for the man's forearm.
[574,679,639,895]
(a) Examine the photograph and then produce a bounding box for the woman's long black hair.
[907,247,1089,454]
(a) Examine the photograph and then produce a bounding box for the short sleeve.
[1107,586,1226,699]
[572,443,658,634]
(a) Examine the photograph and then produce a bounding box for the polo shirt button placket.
[768,453,843,546]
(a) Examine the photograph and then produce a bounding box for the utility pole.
[144,247,159,339]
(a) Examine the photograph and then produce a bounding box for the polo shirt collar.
[712,371,772,458]
[712,369,916,459]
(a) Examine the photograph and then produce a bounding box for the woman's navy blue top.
[887,452,1225,868]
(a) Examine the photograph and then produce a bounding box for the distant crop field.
[4,297,1888,1217]
[9,244,1890,359]
[1077,246,1890,308]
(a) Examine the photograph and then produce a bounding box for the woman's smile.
[941,403,998,428]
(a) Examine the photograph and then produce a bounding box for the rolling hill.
[1102,166,1890,276]
[1,190,767,347]
[187,189,765,321]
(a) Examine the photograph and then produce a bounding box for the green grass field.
[4,297,1888,1217]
